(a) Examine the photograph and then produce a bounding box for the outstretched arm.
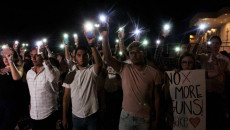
[100,24,124,72]
[85,34,103,74]
[6,53,23,80]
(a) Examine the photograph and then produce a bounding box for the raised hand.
[134,35,140,41]
[98,23,109,37]
[6,54,13,62]
[84,32,96,45]
[118,31,125,40]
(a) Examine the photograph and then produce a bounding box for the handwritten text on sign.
[166,70,206,130]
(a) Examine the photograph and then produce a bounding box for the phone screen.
[86,31,94,39]
[64,38,68,44]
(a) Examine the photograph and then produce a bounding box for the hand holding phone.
[86,31,95,39]
[1,45,12,57]
[63,34,69,44]
[84,22,95,39]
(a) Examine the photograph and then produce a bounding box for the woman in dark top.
[0,48,24,130]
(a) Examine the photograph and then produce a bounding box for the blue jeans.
[119,109,150,130]
[72,111,98,130]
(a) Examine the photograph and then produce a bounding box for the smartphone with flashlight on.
[98,14,108,32]
[63,34,69,44]
[118,27,124,38]
[99,23,108,32]
[1,45,11,56]
[86,31,94,39]
[84,22,95,39]
[36,41,44,54]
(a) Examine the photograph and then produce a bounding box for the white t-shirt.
[62,65,98,118]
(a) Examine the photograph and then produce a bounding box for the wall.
[220,22,230,53]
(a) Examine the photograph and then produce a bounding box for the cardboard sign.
[166,70,206,130]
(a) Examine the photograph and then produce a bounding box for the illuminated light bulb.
[207,41,211,45]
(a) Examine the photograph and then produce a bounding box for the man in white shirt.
[62,36,102,130]
[27,48,60,130]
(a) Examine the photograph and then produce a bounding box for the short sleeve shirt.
[119,64,161,118]
[62,65,98,118]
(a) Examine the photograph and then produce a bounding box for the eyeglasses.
[181,61,193,65]
[129,50,143,55]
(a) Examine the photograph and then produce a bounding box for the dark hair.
[209,35,222,45]
[49,57,60,69]
[0,55,5,69]
[220,51,230,59]
[178,52,196,70]
[127,41,145,52]
[75,46,89,55]
[12,50,20,66]
[24,51,31,59]
[56,53,65,59]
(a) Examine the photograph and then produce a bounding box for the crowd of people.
[0,22,230,130]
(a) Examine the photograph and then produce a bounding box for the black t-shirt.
[0,72,24,101]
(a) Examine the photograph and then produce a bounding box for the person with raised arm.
[101,23,162,130]
[0,48,24,130]
[26,48,60,130]
[62,31,102,130]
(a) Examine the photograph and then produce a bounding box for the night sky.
[1,0,230,51]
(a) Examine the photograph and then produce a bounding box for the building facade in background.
[190,7,230,53]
